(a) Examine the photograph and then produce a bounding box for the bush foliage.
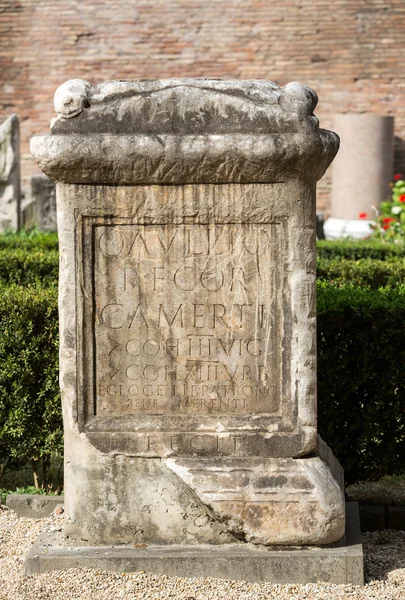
[0,283,62,488]
[0,233,404,485]
[0,229,58,251]
[317,239,405,261]
[317,257,405,288]
[0,249,59,286]
[317,282,405,483]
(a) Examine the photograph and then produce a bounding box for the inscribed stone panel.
[92,222,285,419]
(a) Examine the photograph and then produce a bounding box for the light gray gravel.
[0,506,404,599]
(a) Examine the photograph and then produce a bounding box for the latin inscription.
[93,224,285,416]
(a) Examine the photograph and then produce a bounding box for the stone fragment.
[166,438,345,545]
[21,197,37,229]
[6,494,63,518]
[0,114,20,231]
[33,175,57,231]
[30,78,345,550]
[22,175,57,231]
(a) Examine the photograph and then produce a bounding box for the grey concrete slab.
[6,494,63,518]
[25,503,363,585]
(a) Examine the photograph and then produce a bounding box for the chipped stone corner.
[165,449,345,546]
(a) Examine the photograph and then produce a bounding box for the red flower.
[359,212,368,219]
[382,217,396,230]
[394,174,402,181]
[400,195,405,203]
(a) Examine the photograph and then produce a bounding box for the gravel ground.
[0,506,404,600]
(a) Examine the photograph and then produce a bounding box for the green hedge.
[317,257,405,289]
[317,239,405,261]
[0,283,62,485]
[0,229,58,251]
[317,282,405,483]
[0,249,59,286]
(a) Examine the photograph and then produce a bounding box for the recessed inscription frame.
[74,195,317,458]
[80,215,288,419]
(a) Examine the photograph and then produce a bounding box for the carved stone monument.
[29,79,362,583]
[0,114,20,231]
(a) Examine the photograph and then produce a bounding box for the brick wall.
[0,0,404,213]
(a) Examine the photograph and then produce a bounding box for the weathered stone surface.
[22,175,57,231]
[63,432,235,546]
[60,181,317,461]
[6,494,63,519]
[31,78,345,550]
[166,440,345,545]
[30,131,338,186]
[54,79,92,120]
[30,79,339,185]
[0,114,20,230]
[32,175,57,231]
[51,79,319,134]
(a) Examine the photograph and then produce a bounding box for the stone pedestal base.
[63,436,345,547]
[26,503,363,585]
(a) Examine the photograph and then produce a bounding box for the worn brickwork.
[0,0,404,212]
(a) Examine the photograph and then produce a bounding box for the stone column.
[0,114,21,231]
[331,114,394,220]
[31,78,344,547]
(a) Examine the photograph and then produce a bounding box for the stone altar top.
[31,78,338,185]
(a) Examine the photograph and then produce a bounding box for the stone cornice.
[31,78,339,184]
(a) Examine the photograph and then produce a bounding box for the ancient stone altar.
[31,78,346,552]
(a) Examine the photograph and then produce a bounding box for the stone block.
[21,198,37,229]
[6,494,63,519]
[22,175,57,231]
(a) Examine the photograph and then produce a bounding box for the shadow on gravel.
[363,530,405,583]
